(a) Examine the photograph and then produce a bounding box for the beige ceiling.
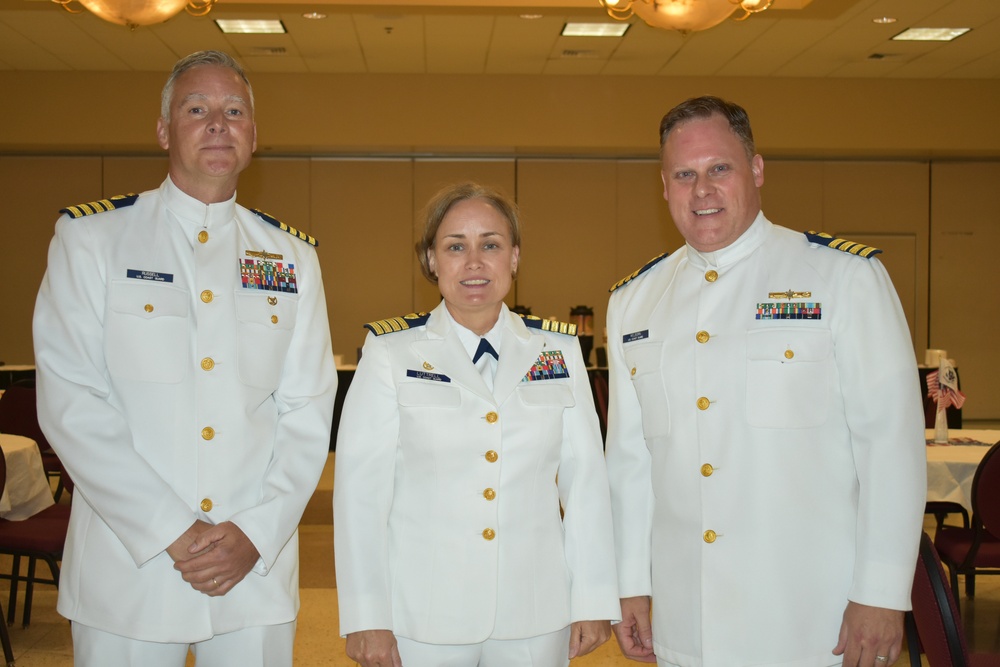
[0,0,998,78]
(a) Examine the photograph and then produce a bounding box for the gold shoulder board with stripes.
[60,193,139,219]
[804,231,882,258]
[252,209,319,247]
[364,312,431,336]
[519,315,578,336]
[609,251,670,293]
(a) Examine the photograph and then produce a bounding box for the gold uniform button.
[696,330,710,344]
[697,396,711,410]
[197,230,209,244]
[200,290,213,304]
[705,270,719,282]
[483,488,496,501]
[485,411,499,424]
[482,528,496,541]
[784,349,795,359]
[701,463,714,477]
[485,450,499,463]
[200,498,213,513]
[144,304,154,313]
[703,529,717,543]
[201,427,215,441]
[630,367,637,376]
[201,357,215,371]
[271,315,279,324]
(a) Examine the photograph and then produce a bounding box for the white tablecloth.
[925,428,1000,513]
[0,433,55,521]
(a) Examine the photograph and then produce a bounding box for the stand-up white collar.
[160,175,237,229]
[685,211,770,270]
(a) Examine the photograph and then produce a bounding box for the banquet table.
[925,428,1000,514]
[0,433,55,521]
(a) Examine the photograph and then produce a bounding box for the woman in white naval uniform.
[334,183,620,667]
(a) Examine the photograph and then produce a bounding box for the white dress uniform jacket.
[33,177,336,642]
[605,214,926,667]
[334,301,620,645]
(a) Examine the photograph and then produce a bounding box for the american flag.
[926,364,966,410]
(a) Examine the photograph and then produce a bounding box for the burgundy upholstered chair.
[934,440,1000,601]
[0,452,70,629]
[908,531,1000,667]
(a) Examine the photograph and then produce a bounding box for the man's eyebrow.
[179,92,208,105]
[178,93,250,106]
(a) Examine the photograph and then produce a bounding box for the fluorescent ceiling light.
[562,22,629,37]
[892,27,969,42]
[215,19,287,34]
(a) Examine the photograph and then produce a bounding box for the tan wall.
[929,163,1000,420]
[1,73,999,158]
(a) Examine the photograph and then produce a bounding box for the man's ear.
[752,154,764,188]
[156,117,170,151]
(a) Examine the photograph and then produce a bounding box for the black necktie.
[472,338,499,364]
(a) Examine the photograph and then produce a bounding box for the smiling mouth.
[461,279,490,286]
[695,208,722,216]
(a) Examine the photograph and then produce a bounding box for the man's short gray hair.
[160,50,254,123]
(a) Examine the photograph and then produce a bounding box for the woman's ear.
[427,248,437,277]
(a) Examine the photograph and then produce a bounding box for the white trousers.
[71,620,296,667]
[395,626,572,667]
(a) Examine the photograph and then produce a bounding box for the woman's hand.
[569,620,612,659]
[345,629,402,667]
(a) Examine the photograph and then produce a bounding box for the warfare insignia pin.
[768,290,812,300]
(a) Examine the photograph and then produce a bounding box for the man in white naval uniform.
[605,96,926,667]
[32,51,335,666]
